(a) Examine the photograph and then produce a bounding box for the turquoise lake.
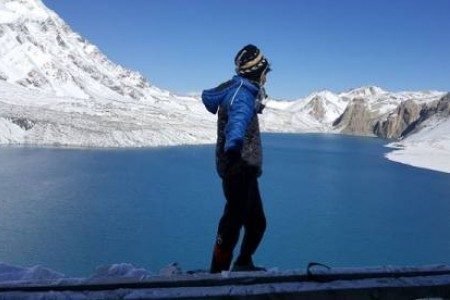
[0,133,449,277]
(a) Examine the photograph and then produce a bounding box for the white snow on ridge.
[339,86,388,99]
[285,90,347,124]
[386,116,450,174]
[0,80,217,148]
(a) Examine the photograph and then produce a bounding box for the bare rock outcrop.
[334,93,449,139]
[374,100,423,139]
[332,98,376,136]
[401,92,450,138]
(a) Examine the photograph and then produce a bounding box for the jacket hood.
[202,76,259,114]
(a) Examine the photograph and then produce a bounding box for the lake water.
[0,134,449,277]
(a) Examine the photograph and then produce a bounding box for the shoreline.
[385,144,450,174]
[2,133,449,175]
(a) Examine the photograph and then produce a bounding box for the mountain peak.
[341,86,388,98]
[312,89,337,98]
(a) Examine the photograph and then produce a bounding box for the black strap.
[307,262,332,282]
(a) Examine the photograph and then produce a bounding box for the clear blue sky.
[43,0,449,100]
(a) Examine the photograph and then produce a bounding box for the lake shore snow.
[385,117,450,174]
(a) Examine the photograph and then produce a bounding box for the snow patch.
[386,117,450,174]
[0,263,64,283]
[89,263,153,280]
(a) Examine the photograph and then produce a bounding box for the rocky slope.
[332,89,445,138]
[374,99,423,139]
[333,98,378,136]
[403,93,450,136]
[374,93,449,139]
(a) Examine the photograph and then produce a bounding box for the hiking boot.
[231,259,266,272]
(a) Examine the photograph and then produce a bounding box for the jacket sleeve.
[224,87,255,152]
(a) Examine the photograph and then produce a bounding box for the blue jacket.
[202,75,263,178]
[202,75,259,152]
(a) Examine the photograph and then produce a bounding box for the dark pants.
[210,169,266,273]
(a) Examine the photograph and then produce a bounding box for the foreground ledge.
[0,264,449,299]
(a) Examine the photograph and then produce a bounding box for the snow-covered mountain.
[0,0,327,146]
[0,0,219,147]
[264,86,445,136]
[0,0,169,101]
[286,90,347,124]
[0,0,448,174]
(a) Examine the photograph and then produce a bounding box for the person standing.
[202,44,271,273]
